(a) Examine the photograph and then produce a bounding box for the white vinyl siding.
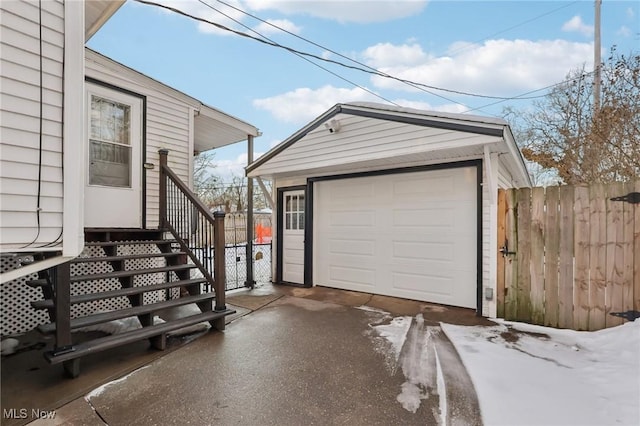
[252,114,501,177]
[85,51,194,228]
[0,0,65,250]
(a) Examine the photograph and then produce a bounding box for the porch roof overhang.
[85,49,260,153]
[246,102,531,188]
[85,1,126,41]
[194,105,260,152]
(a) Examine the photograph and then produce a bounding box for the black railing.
[159,149,225,310]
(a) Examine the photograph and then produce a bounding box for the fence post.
[159,149,169,228]
[213,211,227,318]
[496,189,506,318]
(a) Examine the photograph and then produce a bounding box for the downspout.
[245,134,255,288]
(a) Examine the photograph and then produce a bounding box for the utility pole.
[593,0,602,111]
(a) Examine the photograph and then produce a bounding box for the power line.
[133,0,543,103]
[446,1,580,58]
[210,0,469,107]
[196,0,399,106]
[134,0,601,115]
[465,69,596,113]
[213,0,575,103]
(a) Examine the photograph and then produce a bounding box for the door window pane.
[89,95,132,187]
[284,193,305,230]
[89,141,131,187]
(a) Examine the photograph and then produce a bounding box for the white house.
[0,0,259,376]
[247,103,531,318]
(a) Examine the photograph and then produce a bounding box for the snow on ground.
[442,319,640,426]
[368,310,640,426]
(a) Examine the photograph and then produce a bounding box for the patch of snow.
[371,314,443,415]
[355,305,390,314]
[441,319,640,426]
[372,315,412,361]
[396,382,425,414]
[85,366,149,400]
[1,338,19,355]
[434,348,447,426]
[77,315,165,335]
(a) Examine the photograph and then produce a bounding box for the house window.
[285,194,305,230]
[89,95,132,187]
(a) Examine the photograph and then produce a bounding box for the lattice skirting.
[1,243,180,336]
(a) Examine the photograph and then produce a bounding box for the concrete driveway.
[31,285,489,425]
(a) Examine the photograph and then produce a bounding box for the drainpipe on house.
[245,134,256,289]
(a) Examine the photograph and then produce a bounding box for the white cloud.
[243,0,428,23]
[626,7,635,19]
[147,1,427,34]
[561,15,594,37]
[616,26,632,37]
[362,43,428,67]
[253,85,382,123]
[364,39,593,96]
[214,151,264,179]
[151,0,249,36]
[252,86,468,124]
[253,19,301,35]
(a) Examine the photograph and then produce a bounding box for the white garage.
[247,103,530,316]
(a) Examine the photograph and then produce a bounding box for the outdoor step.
[26,278,51,288]
[71,251,186,264]
[44,308,235,365]
[26,264,195,288]
[85,240,177,247]
[31,278,207,310]
[70,264,196,283]
[38,293,217,334]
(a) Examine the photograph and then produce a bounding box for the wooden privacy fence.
[224,213,272,244]
[497,180,639,331]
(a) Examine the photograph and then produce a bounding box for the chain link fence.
[223,213,272,290]
[188,212,272,291]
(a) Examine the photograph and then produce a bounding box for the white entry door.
[84,84,142,228]
[282,190,305,284]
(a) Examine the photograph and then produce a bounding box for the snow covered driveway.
[365,310,482,424]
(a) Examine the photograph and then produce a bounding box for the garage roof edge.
[247,105,343,174]
[246,103,509,176]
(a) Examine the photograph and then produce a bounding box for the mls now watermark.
[3,408,56,420]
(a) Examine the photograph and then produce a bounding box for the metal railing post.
[159,149,169,228]
[213,211,226,312]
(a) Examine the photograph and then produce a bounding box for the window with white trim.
[285,194,305,230]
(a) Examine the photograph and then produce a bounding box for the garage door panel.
[330,210,376,227]
[329,238,376,256]
[391,271,453,295]
[392,241,454,262]
[314,167,477,309]
[392,207,454,228]
[329,181,375,201]
[392,174,457,196]
[329,265,376,287]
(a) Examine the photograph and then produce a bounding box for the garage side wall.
[483,157,497,317]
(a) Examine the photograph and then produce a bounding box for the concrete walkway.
[29,285,489,425]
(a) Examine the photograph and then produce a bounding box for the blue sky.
[88,0,639,180]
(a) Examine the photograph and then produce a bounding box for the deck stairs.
[27,228,233,377]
